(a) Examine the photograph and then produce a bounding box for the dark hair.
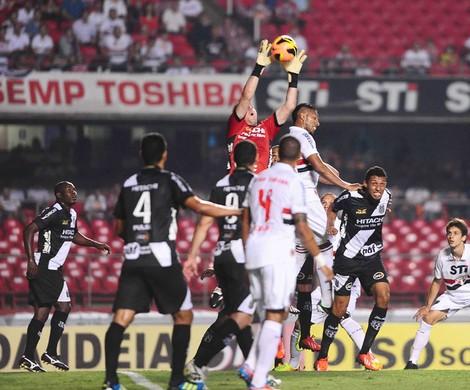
[234,140,257,167]
[292,103,317,122]
[279,135,300,161]
[141,132,167,165]
[364,166,387,182]
[54,181,73,198]
[446,218,468,240]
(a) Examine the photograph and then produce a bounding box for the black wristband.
[288,72,298,88]
[251,63,264,77]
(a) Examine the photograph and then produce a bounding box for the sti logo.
[357,81,418,112]
[267,80,329,109]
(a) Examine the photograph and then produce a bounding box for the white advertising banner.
[0,72,244,118]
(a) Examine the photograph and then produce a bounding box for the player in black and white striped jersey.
[315,166,392,372]
[19,181,111,373]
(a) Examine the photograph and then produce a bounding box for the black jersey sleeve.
[34,205,61,230]
[113,188,125,219]
[209,187,221,205]
[332,190,351,213]
[170,172,194,207]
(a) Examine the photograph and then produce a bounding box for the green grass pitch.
[1,370,469,390]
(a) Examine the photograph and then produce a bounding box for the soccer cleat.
[238,363,254,386]
[356,353,381,371]
[266,374,282,388]
[19,355,46,372]
[177,381,206,390]
[298,336,321,352]
[367,352,383,370]
[248,386,275,390]
[183,360,208,389]
[404,361,418,369]
[314,357,329,371]
[274,362,296,372]
[41,352,69,371]
[102,382,126,390]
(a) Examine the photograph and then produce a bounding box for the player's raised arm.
[276,49,307,124]
[235,39,272,120]
[184,195,241,218]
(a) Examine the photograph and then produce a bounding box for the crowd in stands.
[1,0,470,75]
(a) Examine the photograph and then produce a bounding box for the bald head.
[279,135,300,162]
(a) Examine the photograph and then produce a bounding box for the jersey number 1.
[133,191,151,224]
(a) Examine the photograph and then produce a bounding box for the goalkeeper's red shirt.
[226,111,281,173]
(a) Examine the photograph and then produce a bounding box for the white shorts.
[248,261,297,311]
[431,291,470,319]
[310,279,361,323]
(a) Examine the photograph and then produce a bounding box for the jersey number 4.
[133,191,151,224]
[258,189,272,222]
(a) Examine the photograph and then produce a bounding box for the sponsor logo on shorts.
[373,272,385,280]
[297,272,305,281]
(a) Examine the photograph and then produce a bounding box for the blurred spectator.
[73,9,97,45]
[273,0,299,26]
[139,3,158,34]
[126,0,143,33]
[0,27,9,73]
[425,38,438,64]
[41,0,62,22]
[187,13,212,56]
[61,0,85,21]
[17,1,35,26]
[293,0,309,12]
[55,28,81,69]
[238,0,271,24]
[335,44,356,74]
[464,35,470,66]
[355,59,374,76]
[191,57,216,74]
[88,1,105,32]
[25,9,42,38]
[0,188,22,220]
[405,186,430,220]
[140,32,173,72]
[4,13,21,38]
[103,0,127,18]
[165,56,190,75]
[204,25,227,60]
[26,186,51,210]
[100,8,126,36]
[179,0,203,21]
[290,25,307,52]
[31,25,54,69]
[84,189,107,220]
[401,42,431,75]
[102,25,132,71]
[162,0,186,34]
[423,193,444,221]
[7,23,30,69]
[439,45,459,72]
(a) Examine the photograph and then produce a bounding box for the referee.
[20,181,110,372]
[103,133,241,390]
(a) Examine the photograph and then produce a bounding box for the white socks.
[251,320,282,388]
[341,316,365,349]
[409,320,432,364]
[244,324,261,369]
[289,326,301,368]
[316,248,334,308]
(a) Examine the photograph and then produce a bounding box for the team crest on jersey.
[379,204,385,214]
[373,272,385,280]
[356,208,367,215]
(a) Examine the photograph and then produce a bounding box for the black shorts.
[296,254,314,287]
[214,255,252,315]
[333,254,388,296]
[113,261,189,315]
[28,268,65,307]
